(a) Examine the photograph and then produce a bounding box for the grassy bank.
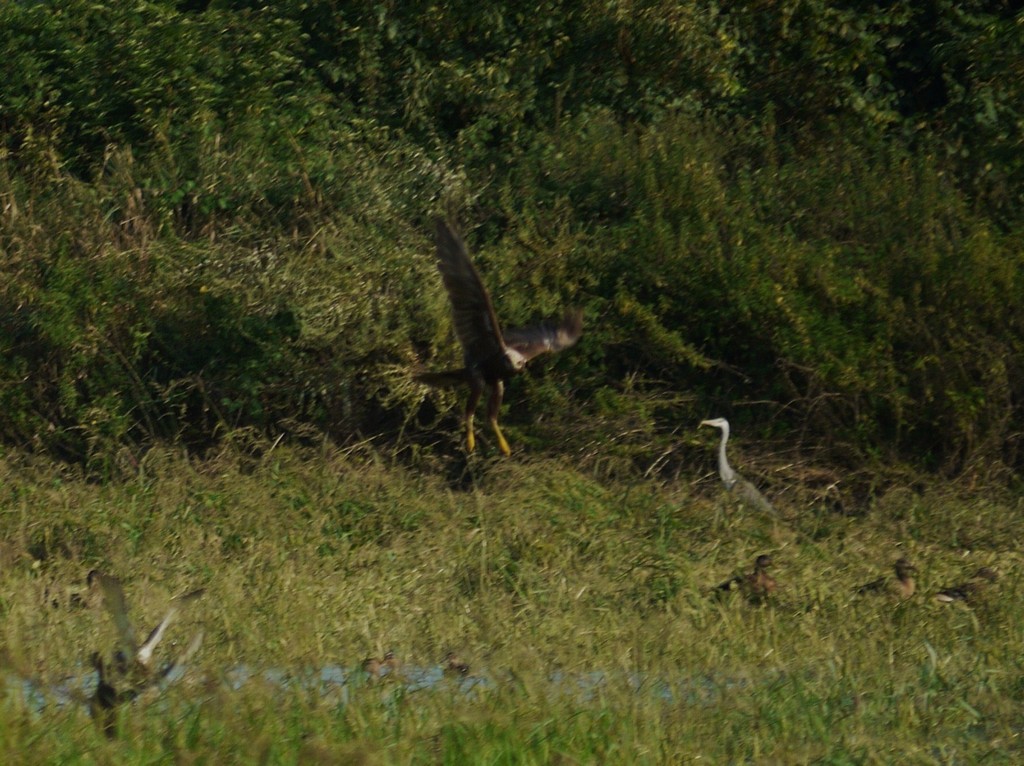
[2,3,1023,761]
[2,443,1021,763]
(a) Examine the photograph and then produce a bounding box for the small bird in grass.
[87,570,204,737]
[934,567,999,604]
[416,219,583,456]
[856,557,917,599]
[443,651,470,676]
[715,554,776,604]
[362,651,401,680]
[699,418,776,514]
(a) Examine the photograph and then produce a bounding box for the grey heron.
[699,417,776,514]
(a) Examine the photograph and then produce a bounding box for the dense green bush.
[0,1,1021,476]
[507,109,1023,470]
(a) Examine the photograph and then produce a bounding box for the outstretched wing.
[433,220,506,366]
[153,630,205,685]
[89,571,137,661]
[503,309,583,363]
[137,588,205,668]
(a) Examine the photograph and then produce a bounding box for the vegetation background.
[1,1,1022,762]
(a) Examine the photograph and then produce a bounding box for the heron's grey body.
[699,418,776,514]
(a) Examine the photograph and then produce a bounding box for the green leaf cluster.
[0,1,1021,476]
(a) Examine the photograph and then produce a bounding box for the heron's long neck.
[717,428,736,488]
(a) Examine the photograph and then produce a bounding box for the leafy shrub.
[0,1,1021,476]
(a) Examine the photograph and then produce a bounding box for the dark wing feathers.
[91,571,206,674]
[503,309,583,362]
[433,220,506,364]
[136,587,207,668]
[431,219,583,368]
[91,572,138,661]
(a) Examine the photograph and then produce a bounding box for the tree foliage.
[0,0,1021,476]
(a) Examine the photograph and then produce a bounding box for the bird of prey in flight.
[417,219,582,456]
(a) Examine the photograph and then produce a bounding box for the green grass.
[1,443,1022,764]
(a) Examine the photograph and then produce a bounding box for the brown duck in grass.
[88,570,204,737]
[361,651,401,680]
[443,651,470,677]
[856,557,917,600]
[416,219,582,456]
[361,656,383,676]
[714,554,776,604]
[934,567,999,604]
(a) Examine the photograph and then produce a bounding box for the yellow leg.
[487,381,511,456]
[490,418,511,456]
[465,384,482,453]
